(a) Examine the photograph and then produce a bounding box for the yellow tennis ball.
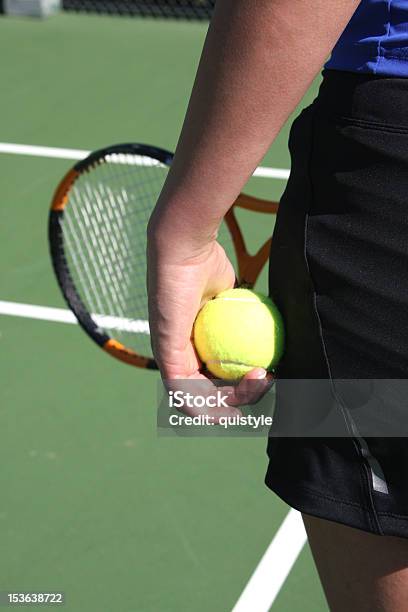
[193,288,284,380]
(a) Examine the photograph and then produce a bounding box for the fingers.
[226,368,275,406]
[164,373,243,423]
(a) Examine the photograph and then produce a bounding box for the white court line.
[0,300,78,324]
[0,142,290,180]
[253,166,289,180]
[0,142,91,161]
[231,510,307,612]
[0,300,149,334]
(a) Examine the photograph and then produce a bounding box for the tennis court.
[0,11,327,611]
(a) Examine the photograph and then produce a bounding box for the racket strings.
[61,154,166,356]
[60,152,236,359]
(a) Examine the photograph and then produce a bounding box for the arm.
[148,0,360,248]
[147,0,360,390]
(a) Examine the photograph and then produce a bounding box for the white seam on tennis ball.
[214,297,261,303]
[205,359,263,367]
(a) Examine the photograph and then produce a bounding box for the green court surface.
[0,13,327,612]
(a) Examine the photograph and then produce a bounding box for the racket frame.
[48,143,278,369]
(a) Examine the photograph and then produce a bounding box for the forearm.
[149,0,360,252]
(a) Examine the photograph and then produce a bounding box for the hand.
[147,232,273,420]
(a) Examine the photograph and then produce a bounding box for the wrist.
[147,207,218,262]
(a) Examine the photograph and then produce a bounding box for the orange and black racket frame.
[48,142,279,369]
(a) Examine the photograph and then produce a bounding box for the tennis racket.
[48,143,279,370]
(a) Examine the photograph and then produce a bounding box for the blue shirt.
[325,0,408,76]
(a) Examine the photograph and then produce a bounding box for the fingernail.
[255,369,267,379]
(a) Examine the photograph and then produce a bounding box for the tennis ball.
[193,288,284,380]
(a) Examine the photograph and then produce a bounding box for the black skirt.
[265,68,408,537]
